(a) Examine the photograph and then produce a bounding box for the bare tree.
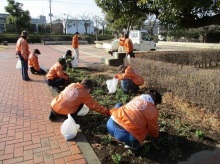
[79,14,92,34]
[98,18,106,35]
[53,13,74,34]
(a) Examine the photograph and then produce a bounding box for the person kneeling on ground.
[46,58,69,90]
[62,50,74,70]
[28,49,46,75]
[115,64,144,93]
[107,90,162,150]
[49,79,110,122]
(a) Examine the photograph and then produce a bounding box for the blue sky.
[0,0,104,22]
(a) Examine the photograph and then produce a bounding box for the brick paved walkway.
[0,44,110,164]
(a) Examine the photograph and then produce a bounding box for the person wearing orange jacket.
[118,33,125,52]
[28,49,46,75]
[16,31,31,81]
[46,58,69,89]
[49,79,110,122]
[115,64,144,93]
[124,34,135,60]
[107,90,162,150]
[72,32,80,61]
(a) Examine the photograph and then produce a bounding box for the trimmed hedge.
[0,33,114,44]
[136,50,220,68]
[131,58,220,115]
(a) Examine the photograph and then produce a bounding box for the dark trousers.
[49,104,84,121]
[121,79,139,92]
[17,53,29,80]
[46,78,65,88]
[30,67,46,75]
[127,51,135,58]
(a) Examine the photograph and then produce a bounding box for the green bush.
[0,33,114,44]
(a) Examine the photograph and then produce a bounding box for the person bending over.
[46,58,69,90]
[62,50,74,70]
[49,79,110,122]
[115,64,144,93]
[107,90,162,150]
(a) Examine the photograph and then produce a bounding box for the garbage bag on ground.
[60,114,80,140]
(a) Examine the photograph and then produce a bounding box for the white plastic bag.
[77,104,89,116]
[40,65,48,73]
[71,57,78,68]
[106,77,118,94]
[16,59,22,71]
[60,114,80,140]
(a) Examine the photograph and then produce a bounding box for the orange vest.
[28,54,40,71]
[46,62,68,80]
[119,36,125,46]
[72,35,79,48]
[124,38,133,53]
[116,65,144,86]
[16,37,30,59]
[110,96,159,143]
[51,83,110,115]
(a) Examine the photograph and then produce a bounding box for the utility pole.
[49,0,53,33]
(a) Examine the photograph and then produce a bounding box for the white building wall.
[65,20,94,34]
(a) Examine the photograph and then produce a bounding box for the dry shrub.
[131,58,220,115]
[136,49,220,68]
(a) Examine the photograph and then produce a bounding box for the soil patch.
[65,64,220,164]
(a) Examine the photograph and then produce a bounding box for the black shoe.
[49,112,58,122]
[24,78,32,81]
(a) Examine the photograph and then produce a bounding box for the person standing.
[118,33,125,52]
[72,32,80,61]
[28,49,46,75]
[16,31,31,81]
[107,90,162,150]
[124,34,135,61]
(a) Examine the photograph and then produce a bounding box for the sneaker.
[124,144,138,150]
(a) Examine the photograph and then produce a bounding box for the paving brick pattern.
[0,44,109,164]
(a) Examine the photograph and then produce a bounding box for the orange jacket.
[46,62,68,80]
[119,36,125,46]
[72,35,79,48]
[124,38,133,53]
[51,83,110,115]
[16,37,30,60]
[110,96,159,143]
[116,65,144,86]
[28,54,40,71]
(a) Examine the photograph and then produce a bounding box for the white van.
[102,30,156,53]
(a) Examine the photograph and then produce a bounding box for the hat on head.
[75,32,80,34]
[21,31,29,37]
[81,79,93,89]
[65,50,72,56]
[34,49,41,54]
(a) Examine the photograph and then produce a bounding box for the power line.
[17,0,98,7]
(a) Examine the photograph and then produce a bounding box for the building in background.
[31,15,47,33]
[0,13,9,33]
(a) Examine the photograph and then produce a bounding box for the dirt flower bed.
[65,65,220,164]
